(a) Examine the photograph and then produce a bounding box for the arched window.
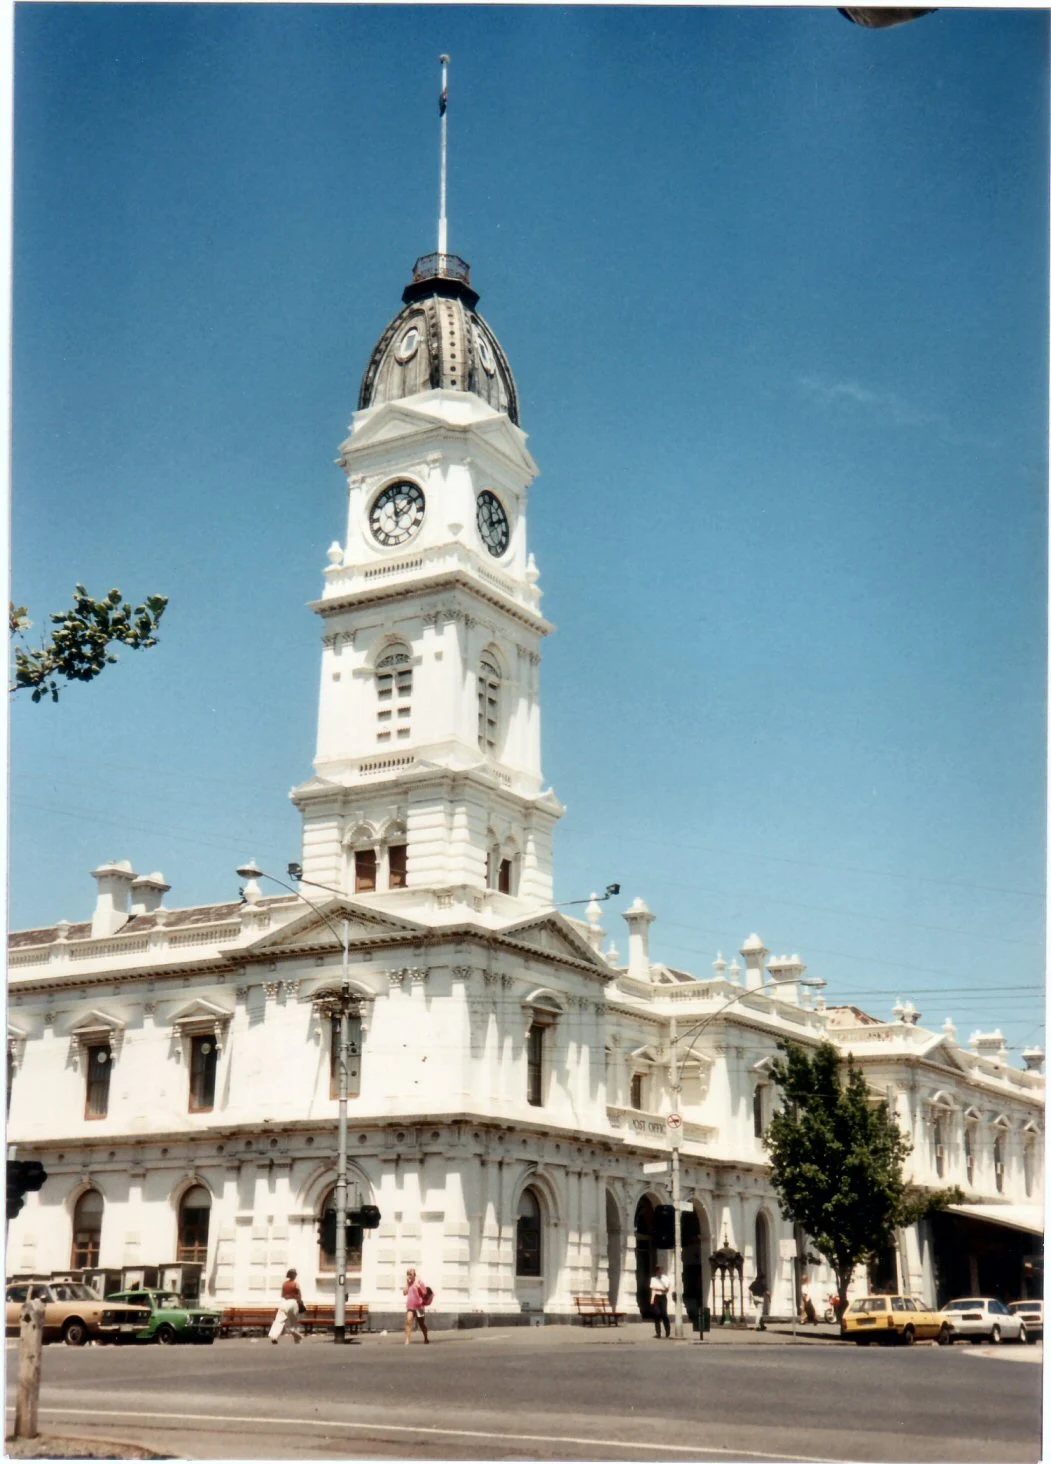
[754,1211,770,1284]
[71,1189,103,1268]
[993,1134,1005,1194]
[478,653,501,753]
[516,1187,542,1276]
[318,1186,364,1274]
[375,649,412,744]
[177,1185,212,1264]
[933,1116,945,1179]
[1023,1138,1035,1198]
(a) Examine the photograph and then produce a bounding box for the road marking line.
[8,1404,840,1462]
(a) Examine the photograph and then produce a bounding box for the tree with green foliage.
[9,586,168,704]
[765,1040,962,1319]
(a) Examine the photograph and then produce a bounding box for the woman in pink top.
[403,1267,430,1345]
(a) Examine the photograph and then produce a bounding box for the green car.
[105,1289,222,1345]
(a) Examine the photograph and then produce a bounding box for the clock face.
[477,491,510,557]
[369,481,426,547]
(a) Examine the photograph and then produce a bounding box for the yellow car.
[6,1279,151,1346]
[841,1293,954,1346]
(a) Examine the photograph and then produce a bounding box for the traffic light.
[654,1204,676,1249]
[348,1205,381,1229]
[318,1208,337,1254]
[7,1160,47,1220]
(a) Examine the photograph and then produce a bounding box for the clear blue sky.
[10,5,1047,1057]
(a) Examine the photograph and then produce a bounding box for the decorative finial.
[438,54,450,259]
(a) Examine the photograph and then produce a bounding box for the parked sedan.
[943,1297,1028,1344]
[841,1294,954,1346]
[5,1280,150,1346]
[106,1289,221,1345]
[1008,1300,1042,1341]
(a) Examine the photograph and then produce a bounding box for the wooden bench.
[219,1304,369,1337]
[573,1295,625,1327]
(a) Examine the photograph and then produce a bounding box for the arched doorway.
[754,1211,771,1285]
[177,1185,212,1265]
[684,1201,712,1330]
[605,1190,623,1307]
[634,1195,657,1318]
[71,1189,103,1268]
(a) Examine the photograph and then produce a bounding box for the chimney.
[130,872,170,917]
[623,897,656,981]
[1022,1047,1045,1075]
[766,952,806,1005]
[90,860,137,938]
[739,933,768,991]
[969,1029,1008,1066]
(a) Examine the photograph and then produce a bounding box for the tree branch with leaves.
[10,586,169,704]
[764,1040,962,1319]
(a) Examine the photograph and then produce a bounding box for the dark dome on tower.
[358,254,520,425]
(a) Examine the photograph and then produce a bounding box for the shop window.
[516,1187,542,1276]
[189,1035,217,1112]
[85,1043,111,1119]
[177,1185,211,1264]
[71,1189,103,1268]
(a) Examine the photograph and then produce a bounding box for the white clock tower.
[291,252,563,916]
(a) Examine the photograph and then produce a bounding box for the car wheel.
[901,1326,915,1347]
[989,1324,1002,1345]
[1027,1330,1039,1345]
[854,1338,871,1346]
[1017,1324,1027,1345]
[199,1336,216,1345]
[937,1325,953,1346]
[63,1318,89,1347]
[155,1323,178,1346]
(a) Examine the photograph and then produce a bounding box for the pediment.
[169,997,233,1026]
[918,1037,971,1074]
[499,913,612,972]
[247,899,427,956]
[69,1008,125,1036]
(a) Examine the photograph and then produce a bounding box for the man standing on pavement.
[650,1264,671,1338]
[269,1268,304,1345]
[748,1272,770,1331]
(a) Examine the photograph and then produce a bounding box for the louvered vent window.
[477,654,501,753]
[376,651,412,743]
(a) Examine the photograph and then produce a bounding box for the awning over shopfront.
[946,1203,1044,1237]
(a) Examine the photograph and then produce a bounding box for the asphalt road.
[5,1328,1043,1461]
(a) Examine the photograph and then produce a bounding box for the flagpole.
[438,53,450,262]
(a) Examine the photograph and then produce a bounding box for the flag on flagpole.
[439,86,448,116]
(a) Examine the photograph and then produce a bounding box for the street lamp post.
[235,861,355,1344]
[665,974,826,1341]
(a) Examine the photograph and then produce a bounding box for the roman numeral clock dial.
[477,490,509,557]
[369,481,426,547]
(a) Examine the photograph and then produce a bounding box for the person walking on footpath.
[403,1267,431,1345]
[649,1264,671,1338]
[748,1272,770,1331]
[800,1275,817,1325]
[269,1268,304,1345]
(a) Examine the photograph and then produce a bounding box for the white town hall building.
[7,246,1043,1328]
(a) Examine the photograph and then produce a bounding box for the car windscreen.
[50,1284,97,1301]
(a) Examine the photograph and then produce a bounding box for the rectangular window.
[354,849,377,892]
[329,1012,362,1100]
[630,1073,644,1110]
[498,858,512,894]
[388,844,408,889]
[527,1024,544,1107]
[85,1044,111,1119]
[189,1035,218,1112]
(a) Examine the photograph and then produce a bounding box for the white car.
[1008,1300,1042,1341]
[942,1297,1028,1344]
